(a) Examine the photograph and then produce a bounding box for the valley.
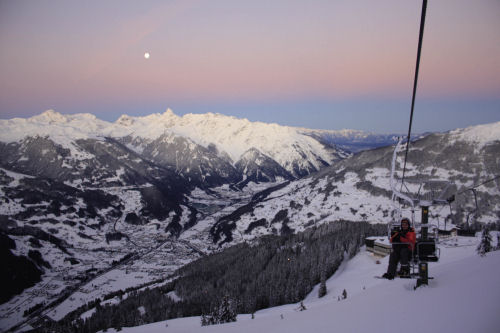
[0,181,279,331]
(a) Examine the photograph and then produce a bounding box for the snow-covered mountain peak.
[177,111,253,136]
[115,108,178,127]
[164,111,326,161]
[163,108,176,118]
[115,114,135,127]
[239,147,262,160]
[154,108,180,124]
[31,110,99,125]
[0,110,109,143]
[32,109,68,124]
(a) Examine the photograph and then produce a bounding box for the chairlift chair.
[389,138,449,285]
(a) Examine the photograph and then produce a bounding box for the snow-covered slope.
[101,237,500,333]
[450,121,500,148]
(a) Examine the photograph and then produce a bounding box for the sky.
[0,0,499,133]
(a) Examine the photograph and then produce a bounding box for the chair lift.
[385,0,441,288]
[388,0,498,287]
[388,138,453,288]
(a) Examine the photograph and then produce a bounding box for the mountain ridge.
[0,109,345,177]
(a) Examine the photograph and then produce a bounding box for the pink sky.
[0,0,499,132]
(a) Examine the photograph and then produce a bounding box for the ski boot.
[398,265,411,278]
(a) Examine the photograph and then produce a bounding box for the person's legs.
[386,248,401,277]
[398,247,410,276]
[399,247,410,266]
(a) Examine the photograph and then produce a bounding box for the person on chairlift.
[383,218,416,280]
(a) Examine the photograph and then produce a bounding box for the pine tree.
[342,289,347,299]
[217,296,237,324]
[318,270,327,298]
[200,314,208,326]
[201,296,237,326]
[477,227,492,257]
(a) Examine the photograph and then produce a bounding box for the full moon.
[144,52,150,59]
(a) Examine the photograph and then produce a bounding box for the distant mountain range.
[0,109,350,184]
[299,128,422,153]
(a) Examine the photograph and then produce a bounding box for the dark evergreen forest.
[40,221,386,333]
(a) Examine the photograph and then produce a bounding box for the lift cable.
[455,175,500,196]
[402,0,428,185]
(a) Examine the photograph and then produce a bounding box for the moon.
[144,52,150,59]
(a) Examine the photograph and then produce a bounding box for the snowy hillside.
[186,122,500,247]
[101,237,500,333]
[450,121,500,148]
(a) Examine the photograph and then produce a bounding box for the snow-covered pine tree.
[477,226,492,257]
[217,296,237,324]
[201,296,237,326]
[318,270,327,298]
[201,314,208,326]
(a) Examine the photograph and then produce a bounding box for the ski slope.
[103,236,500,333]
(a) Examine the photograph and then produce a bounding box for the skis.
[374,274,413,280]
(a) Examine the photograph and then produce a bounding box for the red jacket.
[390,228,416,251]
